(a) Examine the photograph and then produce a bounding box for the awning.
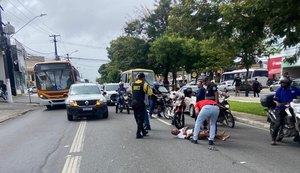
[268,68,281,78]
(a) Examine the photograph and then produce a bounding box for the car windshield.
[70,85,100,95]
[105,84,119,91]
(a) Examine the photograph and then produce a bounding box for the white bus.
[221,68,268,87]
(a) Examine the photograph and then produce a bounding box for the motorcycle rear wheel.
[224,112,235,128]
[174,112,185,129]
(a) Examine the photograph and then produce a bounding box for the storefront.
[282,45,300,78]
[267,56,282,79]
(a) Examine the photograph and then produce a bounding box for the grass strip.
[228,100,266,116]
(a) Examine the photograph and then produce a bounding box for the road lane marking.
[62,121,86,173]
[156,118,172,126]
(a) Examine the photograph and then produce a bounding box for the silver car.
[65,83,108,121]
[269,81,280,92]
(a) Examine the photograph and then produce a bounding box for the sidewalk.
[0,94,41,123]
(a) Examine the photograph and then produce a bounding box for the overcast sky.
[1,0,155,82]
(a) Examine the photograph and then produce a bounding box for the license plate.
[83,107,93,111]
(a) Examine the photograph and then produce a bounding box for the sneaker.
[142,131,148,136]
[191,139,198,144]
[271,140,276,145]
[136,134,143,139]
[209,140,214,145]
[144,125,151,130]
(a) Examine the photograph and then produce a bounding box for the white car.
[217,81,234,92]
[176,85,198,118]
[102,83,119,105]
[65,83,108,121]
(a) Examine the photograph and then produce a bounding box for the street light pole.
[10,14,47,37]
[66,50,78,61]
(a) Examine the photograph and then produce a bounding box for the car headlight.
[39,94,47,99]
[96,98,106,106]
[70,100,78,107]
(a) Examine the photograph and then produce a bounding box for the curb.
[232,111,269,130]
[0,105,41,123]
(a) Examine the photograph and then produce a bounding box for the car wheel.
[103,111,108,119]
[46,105,52,110]
[67,113,74,121]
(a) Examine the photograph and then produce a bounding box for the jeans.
[193,105,219,141]
[144,109,150,128]
[149,98,155,116]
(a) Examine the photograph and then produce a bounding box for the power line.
[12,38,54,55]
[61,41,106,49]
[66,56,110,62]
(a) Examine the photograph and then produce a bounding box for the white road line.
[62,121,86,173]
[156,118,172,126]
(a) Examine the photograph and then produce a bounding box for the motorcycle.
[116,93,130,114]
[267,99,300,143]
[0,89,7,100]
[171,94,186,129]
[218,98,235,128]
[152,93,172,119]
[261,94,300,143]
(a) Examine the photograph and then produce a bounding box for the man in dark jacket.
[252,78,262,97]
[131,73,153,139]
[232,74,242,96]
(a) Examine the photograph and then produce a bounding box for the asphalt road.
[0,106,299,173]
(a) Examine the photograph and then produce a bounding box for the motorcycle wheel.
[126,104,130,114]
[174,112,185,129]
[119,104,123,113]
[189,105,195,118]
[224,111,235,128]
[163,106,172,119]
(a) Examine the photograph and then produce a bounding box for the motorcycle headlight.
[225,104,230,109]
[70,100,78,107]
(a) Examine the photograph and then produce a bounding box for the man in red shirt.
[191,100,220,145]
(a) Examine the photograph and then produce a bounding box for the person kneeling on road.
[191,100,220,145]
[171,127,230,141]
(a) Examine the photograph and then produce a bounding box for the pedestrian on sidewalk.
[232,74,242,96]
[252,78,262,97]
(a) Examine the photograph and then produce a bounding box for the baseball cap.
[138,72,145,79]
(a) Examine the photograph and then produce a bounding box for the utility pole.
[49,34,60,60]
[0,6,13,102]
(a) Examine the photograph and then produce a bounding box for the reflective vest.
[132,81,145,103]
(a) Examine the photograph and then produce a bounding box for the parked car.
[217,81,234,92]
[291,78,300,89]
[102,83,119,105]
[65,83,108,121]
[176,85,198,117]
[269,81,280,92]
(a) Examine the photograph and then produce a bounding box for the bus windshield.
[132,71,155,85]
[36,69,73,91]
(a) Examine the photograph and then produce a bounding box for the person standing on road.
[252,78,262,97]
[196,81,205,102]
[0,80,7,98]
[191,100,220,145]
[232,74,242,96]
[271,77,300,145]
[131,72,153,139]
[204,77,219,103]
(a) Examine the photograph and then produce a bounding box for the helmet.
[279,76,289,84]
[153,81,159,89]
[137,72,145,79]
[184,87,193,97]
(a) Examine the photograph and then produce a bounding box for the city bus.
[34,61,80,109]
[221,68,268,87]
[120,68,156,88]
